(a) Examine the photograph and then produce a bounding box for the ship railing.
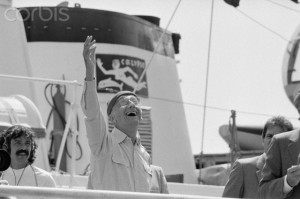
[52,173,224,196]
[0,185,224,199]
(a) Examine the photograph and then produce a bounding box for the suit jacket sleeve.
[222,160,244,198]
[258,136,287,199]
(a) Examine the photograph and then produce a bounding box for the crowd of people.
[1,35,300,199]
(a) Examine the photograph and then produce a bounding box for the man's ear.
[109,114,116,124]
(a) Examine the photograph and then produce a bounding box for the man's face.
[10,135,32,166]
[263,125,285,152]
[112,95,142,126]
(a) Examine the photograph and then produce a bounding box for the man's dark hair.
[0,125,37,164]
[262,116,294,139]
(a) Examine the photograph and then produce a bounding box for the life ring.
[282,24,300,105]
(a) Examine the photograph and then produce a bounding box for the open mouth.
[126,111,137,117]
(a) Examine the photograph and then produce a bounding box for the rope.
[131,94,298,119]
[234,5,300,49]
[235,8,290,42]
[133,0,182,93]
[198,0,215,181]
[264,0,300,14]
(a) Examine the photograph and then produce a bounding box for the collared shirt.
[1,165,56,187]
[81,79,152,192]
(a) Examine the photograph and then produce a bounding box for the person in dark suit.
[222,116,293,198]
[258,92,300,199]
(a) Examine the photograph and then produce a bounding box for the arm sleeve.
[258,137,287,199]
[222,160,243,198]
[81,79,107,155]
[159,167,169,194]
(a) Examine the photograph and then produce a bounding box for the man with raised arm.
[81,35,168,193]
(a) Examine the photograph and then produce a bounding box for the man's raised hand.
[83,36,96,81]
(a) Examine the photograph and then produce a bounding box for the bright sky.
[12,0,300,154]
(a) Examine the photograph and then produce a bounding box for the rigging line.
[199,0,215,173]
[133,0,182,93]
[133,95,299,120]
[264,0,300,14]
[156,94,298,119]
[235,8,290,43]
[101,94,299,119]
[235,109,298,120]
